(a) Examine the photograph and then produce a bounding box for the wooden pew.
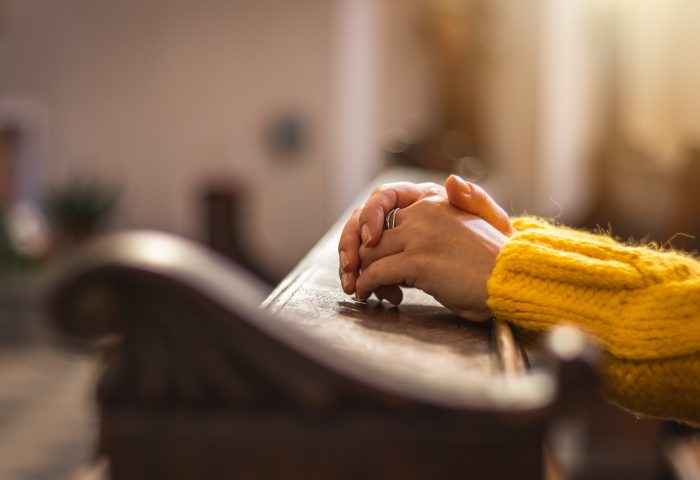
[47,171,602,479]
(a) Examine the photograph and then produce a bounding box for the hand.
[338,175,513,304]
[338,182,446,304]
[357,193,508,321]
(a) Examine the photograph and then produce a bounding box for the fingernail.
[340,251,349,271]
[455,175,472,195]
[361,224,371,245]
[354,292,368,304]
[341,273,350,290]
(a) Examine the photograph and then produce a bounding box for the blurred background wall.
[1,0,699,282]
[0,0,337,280]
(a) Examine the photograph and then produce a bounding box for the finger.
[445,175,514,235]
[338,207,362,294]
[358,182,439,247]
[359,227,405,269]
[360,225,405,305]
[374,285,403,305]
[339,266,358,295]
[356,253,415,301]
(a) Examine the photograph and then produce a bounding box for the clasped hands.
[338,175,514,322]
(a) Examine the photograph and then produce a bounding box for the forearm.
[486,216,700,424]
[487,217,700,360]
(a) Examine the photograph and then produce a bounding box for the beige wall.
[4,0,642,274]
[0,0,337,277]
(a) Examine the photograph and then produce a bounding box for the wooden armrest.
[46,229,566,479]
[44,167,602,479]
[47,230,552,412]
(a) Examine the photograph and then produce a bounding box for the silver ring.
[384,208,400,230]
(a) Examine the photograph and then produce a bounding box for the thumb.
[445,175,514,235]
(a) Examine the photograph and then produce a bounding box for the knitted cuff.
[487,217,700,360]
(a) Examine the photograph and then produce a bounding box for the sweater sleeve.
[487,217,700,361]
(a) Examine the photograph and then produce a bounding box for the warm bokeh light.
[1,0,699,477]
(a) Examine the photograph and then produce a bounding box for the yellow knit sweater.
[487,217,700,424]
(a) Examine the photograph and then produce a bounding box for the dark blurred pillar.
[0,126,20,210]
[202,178,275,285]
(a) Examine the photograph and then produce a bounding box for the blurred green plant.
[0,204,49,271]
[0,220,34,271]
[44,176,120,242]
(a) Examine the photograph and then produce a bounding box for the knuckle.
[362,268,376,285]
[371,185,392,197]
[471,185,487,203]
[418,183,445,199]
[419,181,441,191]
[339,229,356,245]
[359,206,382,227]
[427,186,444,196]
[413,198,428,209]
[413,196,438,212]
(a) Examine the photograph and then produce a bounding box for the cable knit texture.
[487,217,700,424]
